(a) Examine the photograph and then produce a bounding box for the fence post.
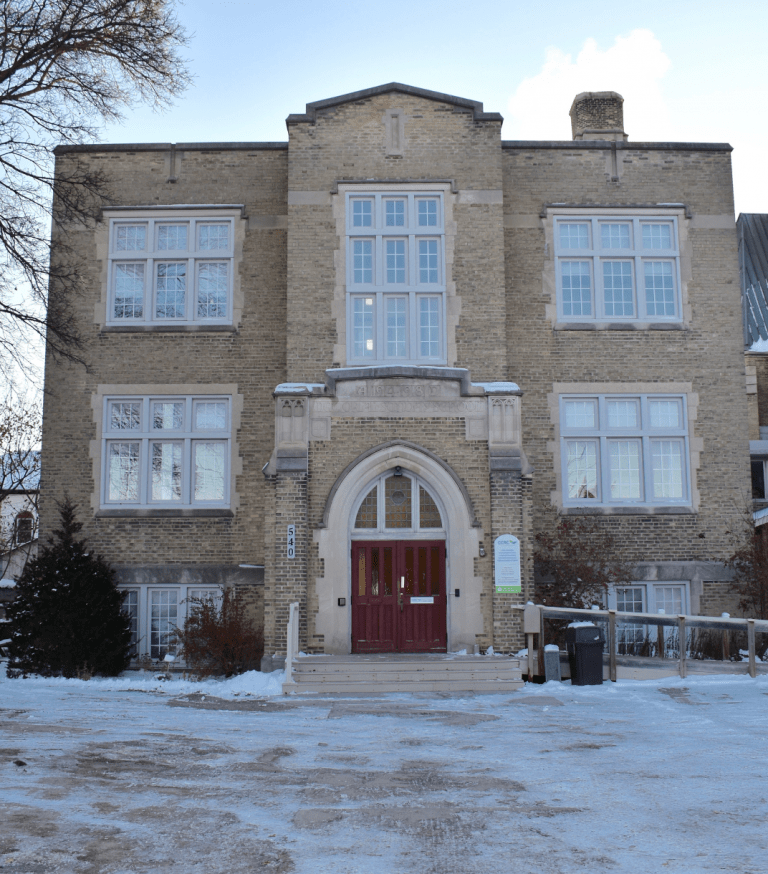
[284,602,299,690]
[538,609,546,679]
[678,616,687,679]
[657,609,665,659]
[608,610,617,682]
[747,619,756,679]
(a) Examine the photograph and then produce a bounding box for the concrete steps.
[282,653,524,694]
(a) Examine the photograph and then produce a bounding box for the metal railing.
[516,604,768,681]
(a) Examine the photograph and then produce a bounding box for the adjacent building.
[40,84,750,665]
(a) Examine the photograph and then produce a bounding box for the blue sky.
[102,0,768,214]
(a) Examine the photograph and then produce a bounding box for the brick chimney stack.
[569,92,627,141]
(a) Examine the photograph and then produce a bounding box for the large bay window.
[106,210,237,326]
[346,191,446,364]
[554,215,681,323]
[560,394,690,509]
[102,395,231,508]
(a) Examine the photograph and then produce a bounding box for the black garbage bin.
[565,624,604,686]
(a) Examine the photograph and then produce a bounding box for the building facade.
[41,84,750,665]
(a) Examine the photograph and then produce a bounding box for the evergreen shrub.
[6,499,132,678]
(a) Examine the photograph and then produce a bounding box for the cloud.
[507,30,672,141]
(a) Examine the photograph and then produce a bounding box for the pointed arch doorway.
[351,471,447,653]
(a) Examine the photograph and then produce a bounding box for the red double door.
[351,540,447,653]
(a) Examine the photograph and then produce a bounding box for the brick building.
[41,84,750,666]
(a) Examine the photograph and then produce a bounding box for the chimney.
[569,92,627,141]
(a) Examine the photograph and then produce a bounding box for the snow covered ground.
[1,669,767,874]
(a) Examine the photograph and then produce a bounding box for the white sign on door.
[494,534,521,594]
[287,524,296,559]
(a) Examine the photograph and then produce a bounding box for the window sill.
[560,505,694,516]
[97,508,234,518]
[101,324,237,334]
[554,321,686,332]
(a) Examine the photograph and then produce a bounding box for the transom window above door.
[353,472,444,534]
[346,191,446,365]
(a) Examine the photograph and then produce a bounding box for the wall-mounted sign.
[287,524,296,559]
[410,596,435,605]
[494,534,521,594]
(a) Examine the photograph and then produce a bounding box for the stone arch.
[313,441,485,653]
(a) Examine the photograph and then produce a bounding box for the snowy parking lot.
[1,669,767,873]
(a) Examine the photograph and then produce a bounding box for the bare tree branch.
[0,0,190,377]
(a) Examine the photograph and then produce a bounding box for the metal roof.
[739,213,768,346]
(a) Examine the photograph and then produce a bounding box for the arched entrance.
[314,442,484,654]
[351,471,446,652]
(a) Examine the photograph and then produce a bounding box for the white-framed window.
[102,396,231,509]
[352,472,444,536]
[120,585,223,661]
[560,394,690,508]
[751,459,768,501]
[346,192,446,364]
[554,216,681,322]
[607,583,689,655]
[106,211,236,326]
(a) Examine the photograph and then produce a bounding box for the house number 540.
[287,525,296,559]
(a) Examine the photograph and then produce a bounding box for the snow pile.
[0,668,285,698]
[0,578,17,588]
[749,337,768,353]
[567,620,597,628]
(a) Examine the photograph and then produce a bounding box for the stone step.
[292,669,521,683]
[282,679,524,694]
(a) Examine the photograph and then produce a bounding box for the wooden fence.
[514,604,768,682]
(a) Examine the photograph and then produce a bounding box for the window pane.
[151,442,182,501]
[114,263,144,319]
[355,486,378,528]
[752,460,766,500]
[642,223,672,249]
[194,442,225,501]
[110,402,140,430]
[417,199,438,227]
[352,297,374,358]
[385,200,405,227]
[419,486,442,528]
[386,240,406,283]
[108,442,140,501]
[655,585,683,615]
[386,297,407,357]
[353,240,373,284]
[152,401,183,430]
[157,224,188,250]
[123,590,138,657]
[561,262,591,316]
[603,262,634,317]
[194,402,226,430]
[649,399,681,429]
[419,297,440,358]
[651,440,684,499]
[352,200,373,227]
[115,225,146,251]
[607,399,639,429]
[609,440,642,500]
[385,475,412,528]
[198,224,229,250]
[559,223,590,249]
[150,590,178,659]
[644,261,675,316]
[600,223,631,249]
[566,441,598,499]
[197,263,228,318]
[418,240,438,283]
[155,262,186,319]
[564,400,596,429]
[617,587,644,612]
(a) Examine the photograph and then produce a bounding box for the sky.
[101,0,768,215]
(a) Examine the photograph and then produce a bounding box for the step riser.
[283,681,524,694]
[293,671,522,682]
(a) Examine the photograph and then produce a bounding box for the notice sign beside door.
[494,534,521,594]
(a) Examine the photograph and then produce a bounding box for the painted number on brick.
[287,525,296,559]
